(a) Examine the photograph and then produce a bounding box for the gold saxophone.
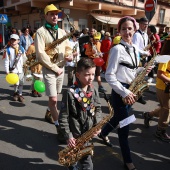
[123,44,157,104]
[58,93,114,167]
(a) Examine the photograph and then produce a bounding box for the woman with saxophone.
[34,4,73,135]
[98,16,152,170]
[58,57,102,170]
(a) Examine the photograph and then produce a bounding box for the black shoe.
[143,112,152,128]
[37,92,42,97]
[137,97,146,105]
[98,133,113,147]
[32,90,38,97]
[155,128,170,143]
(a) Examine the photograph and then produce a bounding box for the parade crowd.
[1,3,170,170]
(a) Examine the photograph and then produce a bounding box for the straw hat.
[105,32,110,37]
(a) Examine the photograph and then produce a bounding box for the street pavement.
[0,55,170,170]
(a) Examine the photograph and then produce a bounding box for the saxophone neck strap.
[119,43,138,69]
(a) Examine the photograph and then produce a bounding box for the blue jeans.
[68,155,93,170]
[101,84,133,163]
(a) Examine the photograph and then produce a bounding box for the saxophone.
[123,44,157,104]
[58,93,114,167]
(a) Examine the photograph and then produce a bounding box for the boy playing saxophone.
[58,57,102,170]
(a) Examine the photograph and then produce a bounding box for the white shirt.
[105,39,143,98]
[66,39,80,67]
[133,30,148,50]
[4,46,27,74]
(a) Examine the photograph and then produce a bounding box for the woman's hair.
[76,57,96,72]
[148,25,157,34]
[117,16,137,32]
[21,27,29,33]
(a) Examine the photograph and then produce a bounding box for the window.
[34,20,41,29]
[79,19,87,31]
[22,19,28,28]
[159,9,165,24]
[63,18,73,32]
[13,22,18,29]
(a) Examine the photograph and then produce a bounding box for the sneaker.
[45,109,54,124]
[98,86,107,93]
[18,95,24,103]
[143,112,152,128]
[147,77,153,83]
[98,133,113,147]
[37,92,42,97]
[137,96,146,105]
[13,92,19,101]
[32,90,38,97]
[155,128,170,142]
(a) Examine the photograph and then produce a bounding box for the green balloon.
[34,80,45,93]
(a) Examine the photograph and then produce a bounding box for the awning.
[91,13,120,25]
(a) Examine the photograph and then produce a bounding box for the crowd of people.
[2,3,170,170]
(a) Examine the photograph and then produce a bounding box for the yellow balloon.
[113,36,121,45]
[6,73,19,85]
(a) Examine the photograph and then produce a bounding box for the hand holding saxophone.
[67,137,76,148]
[65,55,73,62]
[124,92,136,105]
[56,67,63,76]
[93,129,101,137]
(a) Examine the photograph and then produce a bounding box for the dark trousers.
[68,155,93,170]
[147,56,154,78]
[101,85,133,163]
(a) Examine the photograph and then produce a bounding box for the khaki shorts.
[43,67,64,97]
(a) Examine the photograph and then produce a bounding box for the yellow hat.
[44,4,61,15]
[113,36,121,45]
[94,32,101,40]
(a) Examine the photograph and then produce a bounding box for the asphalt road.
[0,55,170,170]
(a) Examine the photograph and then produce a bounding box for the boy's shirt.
[4,46,27,74]
[59,82,102,141]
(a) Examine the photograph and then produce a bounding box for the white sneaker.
[147,78,153,83]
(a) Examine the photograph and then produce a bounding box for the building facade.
[0,0,170,36]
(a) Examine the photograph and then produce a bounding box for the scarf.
[45,22,58,31]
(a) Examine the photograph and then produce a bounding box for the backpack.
[2,45,25,59]
[6,45,25,57]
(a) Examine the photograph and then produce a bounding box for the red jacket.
[149,33,161,55]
